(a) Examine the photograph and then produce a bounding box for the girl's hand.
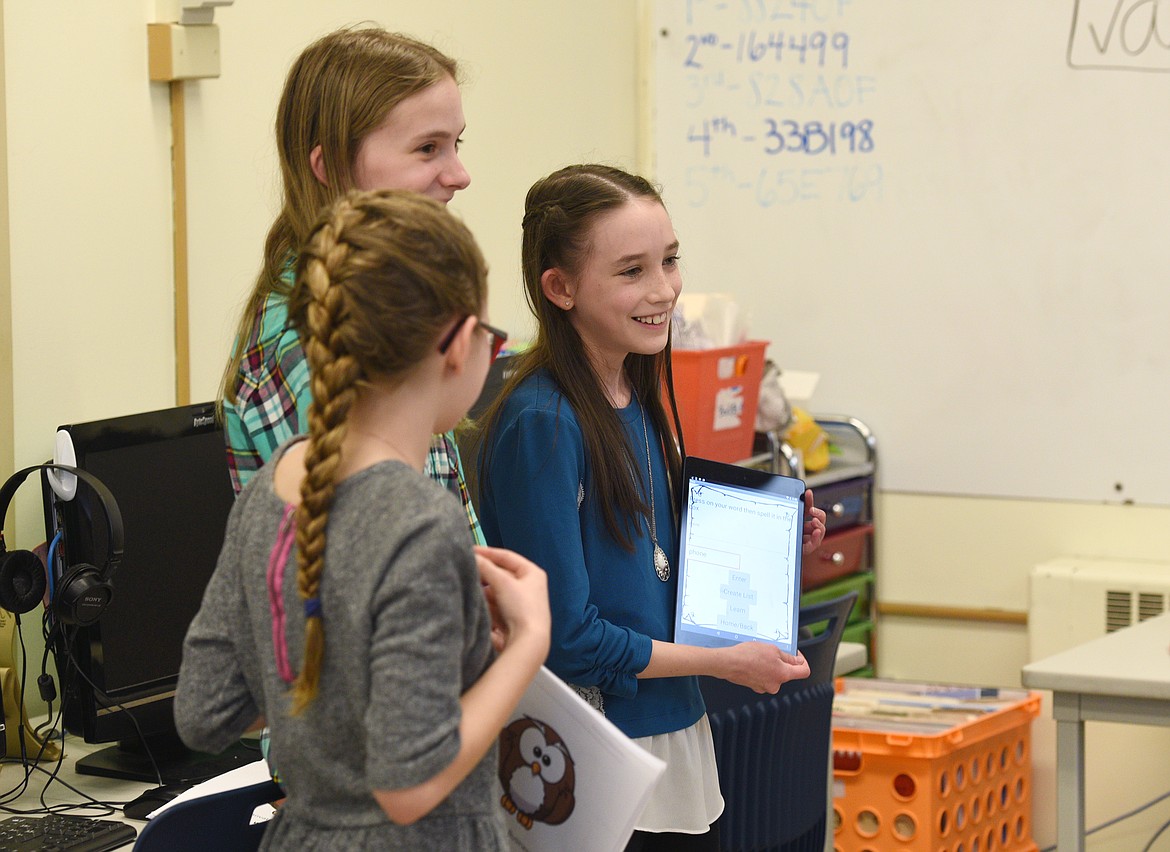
[801,489,827,554]
[474,545,551,657]
[719,642,810,694]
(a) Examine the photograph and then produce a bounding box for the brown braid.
[288,208,360,713]
[286,190,487,713]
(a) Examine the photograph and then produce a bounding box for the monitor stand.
[74,731,262,786]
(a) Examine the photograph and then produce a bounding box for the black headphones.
[0,464,123,626]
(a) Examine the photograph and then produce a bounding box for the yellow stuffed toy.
[783,407,831,473]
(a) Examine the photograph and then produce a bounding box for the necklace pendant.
[653,543,670,582]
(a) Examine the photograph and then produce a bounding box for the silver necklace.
[635,393,671,582]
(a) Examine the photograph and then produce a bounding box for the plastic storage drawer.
[814,477,870,533]
[803,523,872,590]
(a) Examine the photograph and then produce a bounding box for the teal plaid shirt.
[224,290,484,543]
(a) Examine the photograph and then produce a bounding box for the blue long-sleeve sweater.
[478,370,704,739]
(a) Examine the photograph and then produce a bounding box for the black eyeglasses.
[437,316,509,363]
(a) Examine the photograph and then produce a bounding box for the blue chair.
[700,591,858,852]
[131,779,283,852]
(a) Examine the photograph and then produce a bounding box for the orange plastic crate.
[831,678,1041,852]
[669,340,767,464]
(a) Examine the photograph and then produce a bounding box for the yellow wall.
[0,0,640,748]
[0,1,11,482]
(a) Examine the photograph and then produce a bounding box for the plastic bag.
[754,360,792,433]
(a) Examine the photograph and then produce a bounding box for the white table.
[1021,610,1170,852]
[834,641,868,677]
[2,726,161,849]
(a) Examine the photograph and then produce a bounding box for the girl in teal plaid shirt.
[220,25,482,543]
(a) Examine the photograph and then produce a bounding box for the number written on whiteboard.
[683,29,850,69]
[685,0,858,27]
[683,163,884,208]
[686,118,874,157]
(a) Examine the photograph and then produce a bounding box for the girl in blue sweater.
[476,165,826,850]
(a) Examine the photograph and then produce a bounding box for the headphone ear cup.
[0,549,48,615]
[54,563,112,626]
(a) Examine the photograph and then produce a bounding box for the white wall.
[3,3,1170,849]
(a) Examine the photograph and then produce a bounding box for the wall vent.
[1030,557,1170,660]
[1104,589,1168,632]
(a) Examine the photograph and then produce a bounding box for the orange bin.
[669,340,767,463]
[831,678,1041,852]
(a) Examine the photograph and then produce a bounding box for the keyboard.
[0,814,137,851]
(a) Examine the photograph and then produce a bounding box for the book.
[496,666,666,852]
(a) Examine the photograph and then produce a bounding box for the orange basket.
[831,678,1042,852]
[669,340,767,464]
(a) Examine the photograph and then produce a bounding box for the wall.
[878,492,1170,847]
[0,0,638,718]
[0,0,10,482]
[3,2,1170,848]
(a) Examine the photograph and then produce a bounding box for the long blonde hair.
[220,25,459,407]
[285,189,487,712]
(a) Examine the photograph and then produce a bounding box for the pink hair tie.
[266,504,298,684]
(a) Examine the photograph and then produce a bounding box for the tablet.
[673,456,805,655]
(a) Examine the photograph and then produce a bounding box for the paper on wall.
[777,369,820,405]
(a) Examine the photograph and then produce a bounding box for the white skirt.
[631,715,725,834]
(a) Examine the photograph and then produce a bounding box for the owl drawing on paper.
[498,716,577,829]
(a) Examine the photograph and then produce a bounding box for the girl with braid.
[177,190,549,850]
[476,165,824,850]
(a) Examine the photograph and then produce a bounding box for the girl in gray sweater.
[175,190,549,850]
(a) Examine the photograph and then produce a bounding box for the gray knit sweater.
[175,444,507,850]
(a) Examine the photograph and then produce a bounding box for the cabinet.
[747,417,877,675]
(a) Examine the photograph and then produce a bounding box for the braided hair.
[284,189,487,712]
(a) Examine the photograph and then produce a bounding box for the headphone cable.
[59,627,164,789]
[45,531,61,611]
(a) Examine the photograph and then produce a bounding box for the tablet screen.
[673,457,805,655]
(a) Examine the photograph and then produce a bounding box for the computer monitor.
[41,401,257,784]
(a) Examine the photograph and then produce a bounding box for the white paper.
[777,369,820,404]
[497,667,666,852]
[144,759,271,820]
[147,668,666,849]
[712,385,745,431]
[673,293,748,348]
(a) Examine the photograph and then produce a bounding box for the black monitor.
[41,401,257,784]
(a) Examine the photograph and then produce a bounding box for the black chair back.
[132,778,283,852]
[700,591,858,852]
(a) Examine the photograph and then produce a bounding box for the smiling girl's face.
[350,75,470,204]
[558,197,682,385]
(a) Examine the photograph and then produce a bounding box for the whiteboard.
[650,0,1170,504]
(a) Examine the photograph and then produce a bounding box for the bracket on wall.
[146,1,233,405]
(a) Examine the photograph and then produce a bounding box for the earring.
[565,299,572,308]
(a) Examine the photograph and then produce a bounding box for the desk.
[833,641,867,677]
[2,733,152,849]
[1021,611,1170,852]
